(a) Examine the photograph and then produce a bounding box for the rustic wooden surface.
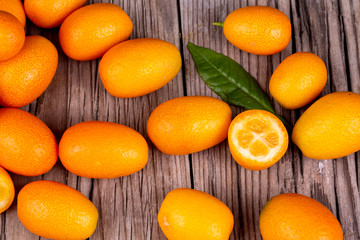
[2,0,360,239]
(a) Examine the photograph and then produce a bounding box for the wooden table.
[3,0,360,239]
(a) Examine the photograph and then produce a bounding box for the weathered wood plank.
[86,0,191,239]
[180,0,359,239]
[179,0,243,239]
[325,0,360,239]
[338,0,360,235]
[2,0,190,240]
[5,24,69,240]
[291,0,339,219]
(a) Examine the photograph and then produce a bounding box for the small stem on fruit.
[212,22,224,27]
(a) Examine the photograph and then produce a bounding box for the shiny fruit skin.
[228,110,288,170]
[158,188,234,240]
[0,35,58,108]
[0,108,58,176]
[17,180,98,240]
[292,92,360,159]
[260,193,343,240]
[99,38,182,98]
[59,121,148,179]
[223,6,291,55]
[0,0,26,26]
[59,3,133,61]
[0,166,15,213]
[24,0,86,28]
[0,11,25,61]
[147,96,232,155]
[270,52,327,109]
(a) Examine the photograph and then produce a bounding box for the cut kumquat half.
[228,110,289,170]
[0,166,15,213]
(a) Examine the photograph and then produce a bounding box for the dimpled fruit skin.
[0,35,58,108]
[147,96,232,155]
[59,3,133,61]
[223,6,291,55]
[260,193,343,240]
[24,0,86,28]
[0,11,25,61]
[99,38,182,98]
[158,188,234,240]
[0,0,26,26]
[0,166,15,213]
[59,121,148,178]
[17,180,98,240]
[292,92,360,159]
[0,108,58,176]
[270,52,327,109]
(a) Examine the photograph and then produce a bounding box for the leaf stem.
[274,113,292,134]
[212,22,224,27]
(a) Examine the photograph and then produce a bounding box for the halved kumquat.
[228,110,288,170]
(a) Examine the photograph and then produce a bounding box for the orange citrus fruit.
[99,38,182,98]
[59,121,148,178]
[228,110,288,170]
[0,108,58,176]
[18,180,98,240]
[0,0,26,26]
[0,11,25,61]
[270,52,327,109]
[147,96,232,155]
[292,91,360,159]
[260,193,343,239]
[219,6,291,55]
[0,166,15,213]
[24,0,86,28]
[59,3,133,61]
[158,188,234,240]
[0,35,58,108]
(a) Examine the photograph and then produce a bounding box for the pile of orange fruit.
[0,1,353,239]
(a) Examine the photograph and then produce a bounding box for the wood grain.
[1,0,359,239]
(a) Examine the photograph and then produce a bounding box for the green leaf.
[187,42,274,112]
[187,42,292,130]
